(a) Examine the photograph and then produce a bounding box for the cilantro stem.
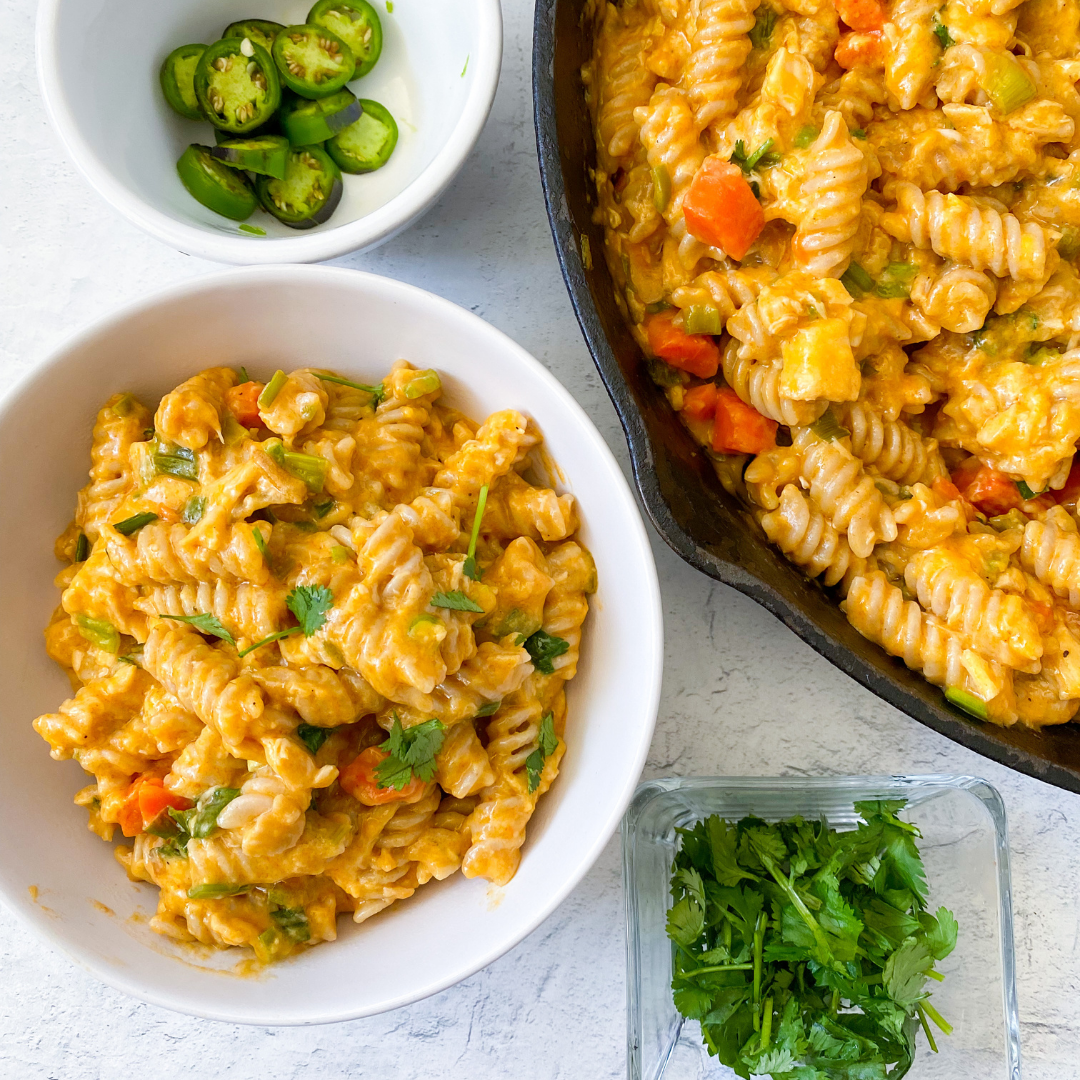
[752,912,766,1030]
[921,998,953,1036]
[830,988,840,1018]
[760,853,835,967]
[925,967,945,982]
[679,963,754,976]
[760,995,773,1051]
[917,1004,940,1053]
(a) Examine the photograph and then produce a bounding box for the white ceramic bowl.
[0,266,663,1024]
[36,0,501,263]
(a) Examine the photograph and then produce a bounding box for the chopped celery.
[1015,479,1045,500]
[841,261,874,298]
[74,533,90,563]
[988,508,1028,532]
[258,369,288,409]
[113,511,158,536]
[875,262,918,299]
[312,497,335,518]
[475,700,501,717]
[182,496,207,525]
[187,882,250,899]
[749,5,776,49]
[222,412,248,445]
[683,304,723,336]
[296,724,330,756]
[850,128,867,139]
[330,544,351,562]
[1058,226,1080,260]
[645,300,674,314]
[404,369,441,399]
[252,526,268,556]
[282,450,328,492]
[153,441,198,481]
[76,614,120,654]
[111,394,136,418]
[652,164,671,213]
[794,125,818,148]
[271,905,311,943]
[811,410,851,442]
[983,54,1036,115]
[944,686,989,721]
[408,613,445,645]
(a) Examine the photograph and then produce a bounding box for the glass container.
[623,775,1021,1080]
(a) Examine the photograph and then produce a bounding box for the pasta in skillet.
[35,362,594,960]
[587,0,1080,728]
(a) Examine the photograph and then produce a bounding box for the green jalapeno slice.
[210,135,290,179]
[176,145,258,220]
[194,37,282,134]
[280,88,363,145]
[222,19,286,53]
[271,25,355,99]
[255,145,343,228]
[307,0,383,78]
[160,44,207,120]
[326,99,398,173]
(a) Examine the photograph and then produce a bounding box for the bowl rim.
[530,0,1080,797]
[0,264,665,1023]
[35,0,503,265]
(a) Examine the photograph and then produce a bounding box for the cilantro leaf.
[523,629,570,674]
[883,937,935,1008]
[525,711,557,792]
[933,20,954,48]
[430,590,484,613]
[707,816,759,887]
[666,895,705,948]
[921,907,958,960]
[158,612,235,646]
[731,137,780,174]
[463,484,489,581]
[286,584,333,636]
[375,716,446,789]
[296,723,330,756]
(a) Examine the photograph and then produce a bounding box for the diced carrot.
[340,747,427,806]
[646,312,721,378]
[953,463,1024,517]
[835,30,885,69]
[1055,457,1080,506]
[949,456,983,493]
[117,778,192,838]
[226,381,264,427]
[683,158,765,261]
[682,383,719,422]
[834,0,886,32]
[711,388,778,454]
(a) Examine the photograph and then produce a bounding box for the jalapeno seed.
[222,19,286,53]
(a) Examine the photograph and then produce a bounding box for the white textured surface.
[0,0,1077,1075]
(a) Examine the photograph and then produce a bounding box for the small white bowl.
[36,0,501,263]
[0,266,663,1024]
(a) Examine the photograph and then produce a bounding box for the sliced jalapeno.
[272,25,355,99]
[177,144,258,220]
[280,88,363,145]
[194,38,282,134]
[222,19,286,53]
[210,135,290,179]
[256,145,342,229]
[307,0,383,78]
[160,44,207,121]
[326,99,397,173]
[214,113,280,144]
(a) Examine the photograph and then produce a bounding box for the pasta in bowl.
[0,266,661,1023]
[585,0,1080,730]
[36,360,594,963]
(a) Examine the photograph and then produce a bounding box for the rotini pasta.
[34,363,593,961]
[589,0,1080,728]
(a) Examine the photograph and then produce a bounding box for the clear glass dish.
[623,775,1021,1080]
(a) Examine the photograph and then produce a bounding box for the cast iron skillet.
[532,0,1080,793]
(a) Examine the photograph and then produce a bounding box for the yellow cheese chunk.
[779,318,861,402]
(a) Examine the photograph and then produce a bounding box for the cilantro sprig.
[158,612,235,645]
[525,711,557,793]
[375,716,446,790]
[431,590,484,613]
[316,373,386,407]
[286,584,333,635]
[523,629,569,674]
[731,138,780,175]
[667,800,957,1078]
